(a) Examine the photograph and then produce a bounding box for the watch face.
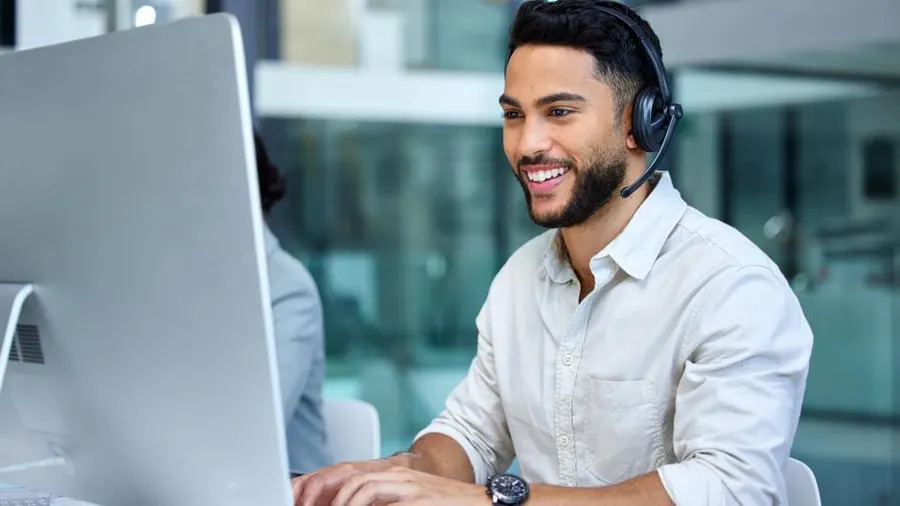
[490,473,529,504]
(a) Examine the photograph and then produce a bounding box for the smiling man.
[292,1,813,505]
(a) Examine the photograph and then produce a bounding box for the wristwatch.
[486,473,530,505]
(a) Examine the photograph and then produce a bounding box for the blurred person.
[254,130,331,474]
[291,1,812,505]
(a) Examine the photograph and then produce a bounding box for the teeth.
[527,167,567,182]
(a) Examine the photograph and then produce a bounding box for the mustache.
[517,154,575,170]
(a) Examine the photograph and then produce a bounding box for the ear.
[621,101,639,150]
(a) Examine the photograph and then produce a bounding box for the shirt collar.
[542,171,688,282]
[543,233,575,284]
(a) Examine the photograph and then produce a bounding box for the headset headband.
[593,5,671,105]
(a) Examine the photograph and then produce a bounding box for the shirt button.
[558,435,570,447]
[562,354,573,366]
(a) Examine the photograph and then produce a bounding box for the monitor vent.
[9,332,19,361]
[10,324,44,364]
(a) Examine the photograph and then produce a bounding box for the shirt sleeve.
[657,265,813,505]
[269,260,324,423]
[414,295,515,485]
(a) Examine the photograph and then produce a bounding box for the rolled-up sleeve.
[657,265,813,505]
[414,299,515,485]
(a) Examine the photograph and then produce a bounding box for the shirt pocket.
[581,378,663,486]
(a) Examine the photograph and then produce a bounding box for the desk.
[0,484,92,505]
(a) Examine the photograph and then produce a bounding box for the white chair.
[324,398,381,463]
[785,457,821,506]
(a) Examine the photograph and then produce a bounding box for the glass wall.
[676,83,900,503]
[258,117,541,452]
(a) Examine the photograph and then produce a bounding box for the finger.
[298,465,358,506]
[292,477,304,505]
[300,472,340,506]
[329,472,376,506]
[345,481,421,506]
[292,474,317,503]
[331,471,411,506]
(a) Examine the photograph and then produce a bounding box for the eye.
[549,108,572,117]
[502,110,522,120]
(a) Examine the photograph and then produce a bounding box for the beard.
[516,144,628,229]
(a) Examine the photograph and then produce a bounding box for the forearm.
[388,433,476,483]
[528,472,673,506]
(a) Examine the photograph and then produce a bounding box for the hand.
[292,459,396,506]
[329,466,489,506]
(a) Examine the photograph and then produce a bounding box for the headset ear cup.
[631,87,667,152]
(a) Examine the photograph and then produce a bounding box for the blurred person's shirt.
[264,224,331,473]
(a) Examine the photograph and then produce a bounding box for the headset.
[594,3,684,198]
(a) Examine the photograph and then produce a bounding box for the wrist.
[383,450,420,469]
[470,482,493,505]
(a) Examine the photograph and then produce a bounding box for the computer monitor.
[0,14,294,506]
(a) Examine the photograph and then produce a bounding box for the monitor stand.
[0,283,67,478]
[0,283,34,399]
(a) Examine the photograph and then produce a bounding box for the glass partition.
[259,118,519,452]
[676,77,900,503]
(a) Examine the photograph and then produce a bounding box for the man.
[292,1,812,504]
[255,131,332,474]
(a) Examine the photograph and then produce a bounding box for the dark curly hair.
[254,130,286,214]
[507,0,662,121]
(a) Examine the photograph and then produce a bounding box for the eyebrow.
[536,92,586,107]
[499,94,521,107]
[498,92,587,108]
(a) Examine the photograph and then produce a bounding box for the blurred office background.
[3,0,899,503]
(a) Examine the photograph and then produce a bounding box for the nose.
[517,118,552,159]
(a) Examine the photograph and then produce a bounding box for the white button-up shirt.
[416,171,813,505]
